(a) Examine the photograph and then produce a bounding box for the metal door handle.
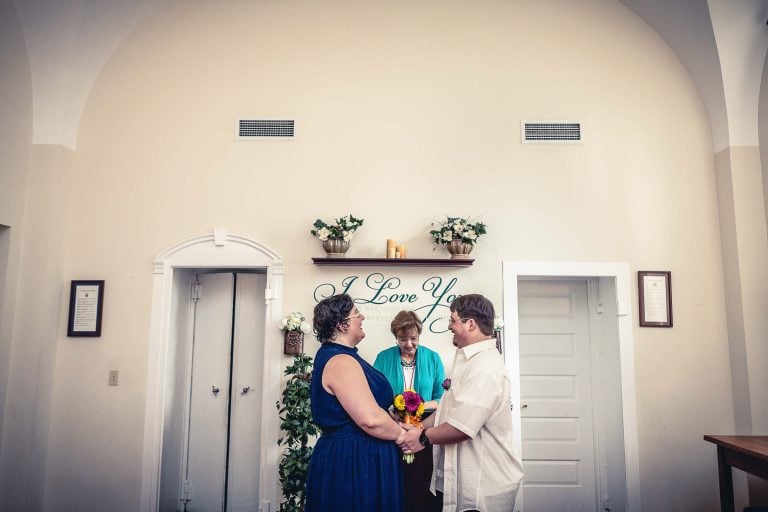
[212,386,220,395]
[241,386,251,395]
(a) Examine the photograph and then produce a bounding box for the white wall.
[760,49,768,246]
[0,3,66,512]
[0,0,747,510]
[0,0,31,456]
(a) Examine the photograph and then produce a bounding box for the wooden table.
[704,435,768,512]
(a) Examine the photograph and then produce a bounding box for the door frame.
[140,230,284,512]
[502,261,640,512]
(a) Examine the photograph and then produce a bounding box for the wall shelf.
[312,257,473,267]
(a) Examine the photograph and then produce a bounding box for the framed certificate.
[638,271,672,327]
[67,280,105,337]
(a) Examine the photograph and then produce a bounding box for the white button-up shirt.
[431,338,524,511]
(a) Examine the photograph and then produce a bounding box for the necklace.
[401,352,416,390]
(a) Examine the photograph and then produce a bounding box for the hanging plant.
[279,312,312,355]
[276,353,319,512]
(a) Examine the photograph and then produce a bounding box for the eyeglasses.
[396,336,419,345]
[346,309,362,319]
[447,316,471,325]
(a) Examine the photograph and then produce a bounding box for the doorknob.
[211,386,220,395]
[241,386,251,395]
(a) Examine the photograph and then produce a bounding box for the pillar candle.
[397,245,405,258]
[386,239,395,258]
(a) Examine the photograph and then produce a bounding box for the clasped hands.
[395,422,425,454]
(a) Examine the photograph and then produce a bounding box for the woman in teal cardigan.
[373,310,446,409]
[373,310,445,512]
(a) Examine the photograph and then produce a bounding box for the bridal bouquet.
[392,389,425,463]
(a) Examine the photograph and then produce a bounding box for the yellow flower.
[416,402,425,417]
[394,394,406,411]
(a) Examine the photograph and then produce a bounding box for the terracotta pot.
[446,240,473,259]
[321,238,350,258]
[283,331,304,355]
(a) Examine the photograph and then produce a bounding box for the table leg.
[717,446,736,512]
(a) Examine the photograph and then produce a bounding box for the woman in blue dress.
[304,294,405,512]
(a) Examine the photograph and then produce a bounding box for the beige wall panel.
[2,145,74,511]
[0,0,33,509]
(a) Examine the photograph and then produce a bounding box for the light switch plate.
[108,370,119,386]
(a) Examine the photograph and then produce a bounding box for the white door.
[517,279,597,512]
[184,272,265,512]
[228,273,265,512]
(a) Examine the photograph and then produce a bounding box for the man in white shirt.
[398,294,524,512]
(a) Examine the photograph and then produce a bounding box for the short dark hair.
[390,310,423,338]
[450,294,494,336]
[313,294,354,343]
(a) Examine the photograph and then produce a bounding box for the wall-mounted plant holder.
[283,331,304,355]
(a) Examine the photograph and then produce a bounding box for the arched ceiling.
[13,0,167,149]
[619,0,768,151]
[12,0,768,152]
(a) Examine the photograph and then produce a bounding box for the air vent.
[521,121,582,144]
[237,119,295,139]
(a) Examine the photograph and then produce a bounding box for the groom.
[397,293,524,512]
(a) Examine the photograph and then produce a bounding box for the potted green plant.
[310,214,365,258]
[429,216,487,259]
[276,353,319,512]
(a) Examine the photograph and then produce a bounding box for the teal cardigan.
[373,345,446,401]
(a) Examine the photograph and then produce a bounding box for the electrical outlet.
[108,370,119,386]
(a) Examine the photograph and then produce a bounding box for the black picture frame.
[67,280,105,337]
[638,271,672,327]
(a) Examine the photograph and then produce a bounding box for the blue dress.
[305,343,404,512]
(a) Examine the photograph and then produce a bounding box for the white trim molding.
[502,261,640,512]
[140,231,284,512]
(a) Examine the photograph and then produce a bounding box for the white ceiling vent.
[521,121,582,144]
[237,119,295,139]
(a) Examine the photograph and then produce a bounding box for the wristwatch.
[419,428,431,448]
